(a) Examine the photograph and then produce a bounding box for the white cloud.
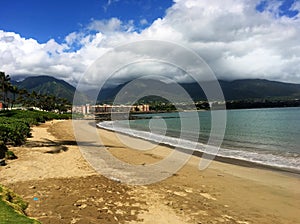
[103,0,120,12]
[0,0,300,86]
[150,0,300,83]
[88,18,122,33]
[291,1,300,13]
[140,19,148,26]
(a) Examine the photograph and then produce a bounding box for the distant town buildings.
[72,104,150,115]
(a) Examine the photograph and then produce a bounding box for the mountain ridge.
[97,78,300,103]
[12,75,300,103]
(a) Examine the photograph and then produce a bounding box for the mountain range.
[12,76,300,104]
[97,78,300,103]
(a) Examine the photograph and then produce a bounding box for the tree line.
[0,71,70,112]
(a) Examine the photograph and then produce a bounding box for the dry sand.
[0,119,299,224]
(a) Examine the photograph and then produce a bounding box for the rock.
[71,218,81,224]
[110,177,121,183]
[78,204,87,209]
[165,201,173,206]
[105,209,113,214]
[173,191,187,197]
[222,214,234,221]
[54,185,61,190]
[76,199,87,203]
[29,186,36,189]
[114,201,123,207]
[215,217,225,222]
[74,201,87,208]
[184,188,193,193]
[115,209,125,215]
[200,193,217,201]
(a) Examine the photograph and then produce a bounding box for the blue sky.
[256,0,299,17]
[0,0,173,43]
[1,0,298,44]
[0,0,299,85]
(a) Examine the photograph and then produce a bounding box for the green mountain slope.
[219,79,300,100]
[96,79,300,103]
[14,76,88,103]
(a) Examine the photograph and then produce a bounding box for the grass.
[0,185,40,224]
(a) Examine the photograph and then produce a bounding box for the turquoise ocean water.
[98,107,300,171]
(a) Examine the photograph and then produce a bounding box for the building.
[92,104,150,113]
[72,104,150,114]
[133,104,150,112]
[72,104,91,115]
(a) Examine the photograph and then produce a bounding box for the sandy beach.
[1,119,299,224]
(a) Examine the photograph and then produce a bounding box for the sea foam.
[97,121,300,172]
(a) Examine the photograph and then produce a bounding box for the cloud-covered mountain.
[96,79,300,103]
[12,75,300,104]
[1,0,300,86]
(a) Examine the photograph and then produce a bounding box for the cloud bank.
[0,0,299,86]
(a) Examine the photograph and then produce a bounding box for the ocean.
[98,107,300,172]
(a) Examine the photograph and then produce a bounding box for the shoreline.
[1,119,299,223]
[95,121,300,176]
[94,120,300,223]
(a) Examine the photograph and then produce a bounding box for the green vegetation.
[16,75,89,104]
[0,110,71,223]
[1,71,71,112]
[149,102,176,112]
[5,151,17,160]
[0,110,72,146]
[0,142,8,160]
[0,72,75,223]
[0,185,40,224]
[0,110,72,158]
[226,99,300,109]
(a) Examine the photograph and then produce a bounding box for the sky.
[0,0,300,86]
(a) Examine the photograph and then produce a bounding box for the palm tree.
[0,71,11,109]
[17,88,29,107]
[30,91,38,108]
[9,85,19,109]
[56,97,70,113]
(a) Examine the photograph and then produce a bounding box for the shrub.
[0,141,8,159]
[0,119,31,146]
[5,150,17,160]
[0,110,71,146]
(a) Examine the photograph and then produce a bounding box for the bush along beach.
[0,109,72,158]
